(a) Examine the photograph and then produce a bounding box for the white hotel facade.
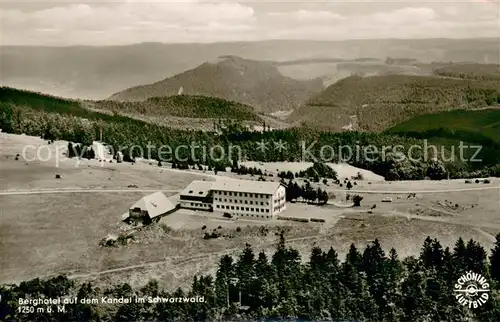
[210,180,286,219]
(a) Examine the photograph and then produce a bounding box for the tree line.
[2,87,500,181]
[1,234,500,321]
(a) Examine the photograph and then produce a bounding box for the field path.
[1,184,497,196]
[385,210,500,231]
[328,185,499,194]
[0,188,182,196]
[472,227,497,243]
[65,234,325,280]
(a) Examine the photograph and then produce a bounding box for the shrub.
[353,172,364,180]
[160,224,172,234]
[117,234,133,245]
[353,195,364,207]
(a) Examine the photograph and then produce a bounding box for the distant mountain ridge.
[108,56,324,113]
[3,38,497,100]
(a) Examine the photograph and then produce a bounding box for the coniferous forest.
[1,87,500,181]
[1,234,500,321]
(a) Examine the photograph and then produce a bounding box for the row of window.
[215,191,269,198]
[273,204,285,212]
[274,197,285,204]
[188,202,209,207]
[239,214,271,219]
[214,198,269,206]
[216,205,270,213]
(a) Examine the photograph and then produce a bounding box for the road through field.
[0,188,182,196]
[1,185,497,196]
[328,185,499,194]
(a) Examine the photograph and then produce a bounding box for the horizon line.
[2,37,498,48]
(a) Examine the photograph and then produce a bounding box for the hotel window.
[244,200,248,204]
[266,202,269,205]
[260,202,263,206]
[245,207,249,211]
[244,193,248,197]
[239,192,242,197]
[231,206,234,210]
[224,192,227,195]
[224,199,227,202]
[261,209,264,213]
[266,209,269,213]
[249,193,253,198]
[251,208,254,212]
[236,206,239,210]
[250,201,253,205]
[221,205,225,209]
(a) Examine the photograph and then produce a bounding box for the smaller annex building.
[122,191,177,224]
[179,180,214,211]
[211,179,286,219]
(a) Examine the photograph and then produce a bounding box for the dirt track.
[65,234,325,280]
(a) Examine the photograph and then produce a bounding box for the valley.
[1,38,500,321]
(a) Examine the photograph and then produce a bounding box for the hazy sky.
[1,0,499,45]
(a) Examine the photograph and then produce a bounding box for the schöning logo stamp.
[454,271,490,308]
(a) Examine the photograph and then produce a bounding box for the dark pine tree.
[490,233,500,286]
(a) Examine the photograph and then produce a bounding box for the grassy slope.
[385,108,500,165]
[386,109,500,144]
[288,74,500,131]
